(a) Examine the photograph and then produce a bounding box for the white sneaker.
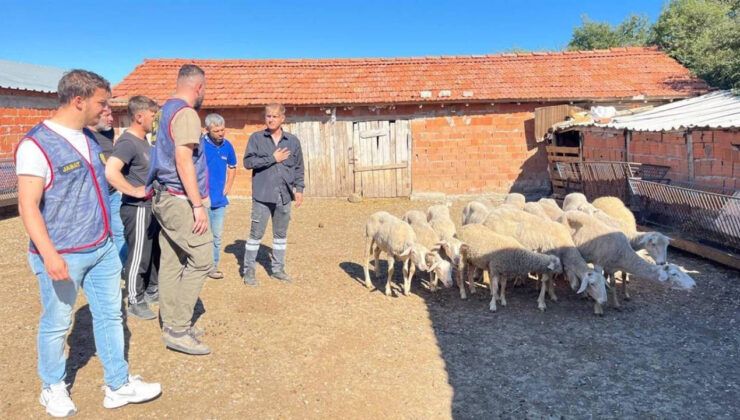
[102,375,162,409]
[39,381,77,418]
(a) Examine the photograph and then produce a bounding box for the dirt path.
[1,198,738,419]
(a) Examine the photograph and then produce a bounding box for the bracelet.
[192,204,204,209]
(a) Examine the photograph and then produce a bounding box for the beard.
[194,94,204,110]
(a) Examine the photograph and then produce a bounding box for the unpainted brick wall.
[0,107,56,158]
[583,128,740,191]
[113,102,552,197]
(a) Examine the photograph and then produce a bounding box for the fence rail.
[629,179,740,252]
[554,161,671,204]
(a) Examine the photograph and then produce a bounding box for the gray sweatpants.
[243,199,291,273]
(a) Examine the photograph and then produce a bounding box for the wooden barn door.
[351,120,412,198]
[284,120,354,197]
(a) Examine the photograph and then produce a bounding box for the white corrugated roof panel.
[596,90,740,131]
[0,59,67,93]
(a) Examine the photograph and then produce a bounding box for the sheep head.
[545,255,563,275]
[576,270,608,305]
[426,253,453,288]
[639,232,670,265]
[661,263,696,290]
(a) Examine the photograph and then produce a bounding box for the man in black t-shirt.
[105,96,160,320]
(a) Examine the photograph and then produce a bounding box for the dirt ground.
[1,197,738,419]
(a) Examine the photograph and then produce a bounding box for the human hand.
[273,148,291,163]
[295,192,304,208]
[192,206,208,234]
[44,252,70,281]
[131,186,147,198]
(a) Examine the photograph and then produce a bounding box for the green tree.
[650,0,739,89]
[567,14,650,50]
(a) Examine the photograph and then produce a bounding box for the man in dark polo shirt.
[106,96,160,320]
[89,106,127,264]
[242,103,304,286]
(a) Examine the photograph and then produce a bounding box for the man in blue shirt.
[203,113,237,279]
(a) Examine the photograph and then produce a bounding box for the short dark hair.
[127,95,158,119]
[57,69,110,105]
[177,64,205,80]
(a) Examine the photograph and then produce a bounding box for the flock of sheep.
[363,192,696,315]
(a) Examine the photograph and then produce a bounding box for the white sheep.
[456,224,563,312]
[503,192,526,210]
[537,197,565,221]
[483,212,607,313]
[559,211,694,308]
[591,196,670,265]
[562,192,599,214]
[461,201,490,225]
[402,210,454,291]
[426,204,463,265]
[473,196,497,210]
[364,211,430,296]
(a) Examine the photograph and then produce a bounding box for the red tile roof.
[112,47,708,108]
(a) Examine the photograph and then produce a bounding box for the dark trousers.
[120,204,160,304]
[243,199,291,273]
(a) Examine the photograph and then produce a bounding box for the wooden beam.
[686,131,694,182]
[354,162,408,172]
[359,128,389,139]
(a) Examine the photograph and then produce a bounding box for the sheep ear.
[428,261,440,272]
[577,277,589,294]
[398,248,411,258]
[547,260,558,271]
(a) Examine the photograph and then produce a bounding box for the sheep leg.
[537,273,549,311]
[499,276,508,307]
[547,276,558,302]
[621,272,631,300]
[363,237,375,289]
[594,302,604,316]
[457,258,468,300]
[385,257,395,296]
[488,271,499,312]
[608,272,621,309]
[430,270,438,292]
[403,260,415,296]
[469,266,478,295]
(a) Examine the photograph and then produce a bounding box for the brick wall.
[582,127,740,190]
[0,107,56,158]
[113,102,553,197]
[410,103,549,195]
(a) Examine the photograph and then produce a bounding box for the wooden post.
[686,130,694,182]
[625,130,631,162]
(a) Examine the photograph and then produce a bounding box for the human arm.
[243,134,290,169]
[172,108,208,234]
[224,143,237,196]
[293,141,305,208]
[106,139,145,197]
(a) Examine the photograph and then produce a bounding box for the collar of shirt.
[263,128,287,144]
[203,133,227,148]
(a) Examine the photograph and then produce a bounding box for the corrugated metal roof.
[0,59,67,93]
[592,90,740,131]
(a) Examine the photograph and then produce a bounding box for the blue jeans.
[29,239,129,389]
[208,206,226,269]
[109,191,127,264]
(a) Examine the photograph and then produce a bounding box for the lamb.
[456,224,562,311]
[503,192,526,210]
[402,210,454,291]
[591,196,671,265]
[426,204,463,264]
[483,212,607,313]
[538,198,565,221]
[562,192,598,214]
[559,211,694,308]
[364,211,430,296]
[461,201,490,225]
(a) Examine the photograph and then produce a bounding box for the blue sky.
[1,0,666,85]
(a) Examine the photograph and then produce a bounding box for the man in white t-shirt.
[15,69,161,418]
